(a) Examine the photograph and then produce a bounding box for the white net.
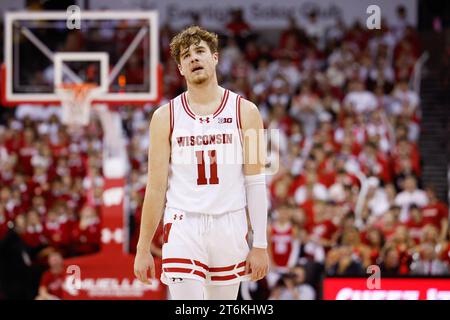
[56,83,99,127]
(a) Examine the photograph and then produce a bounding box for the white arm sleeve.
[245,174,268,249]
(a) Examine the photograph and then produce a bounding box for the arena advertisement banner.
[324,278,450,300]
[85,0,417,30]
[62,177,167,300]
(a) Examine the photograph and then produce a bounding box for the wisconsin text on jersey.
[176,133,233,147]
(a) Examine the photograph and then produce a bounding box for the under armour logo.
[173,214,177,220]
[199,117,210,124]
[179,214,183,220]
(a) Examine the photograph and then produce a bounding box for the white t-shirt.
[344,91,378,114]
[368,188,391,217]
[395,189,429,222]
[392,89,420,112]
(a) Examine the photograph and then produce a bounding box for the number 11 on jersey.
[195,150,219,185]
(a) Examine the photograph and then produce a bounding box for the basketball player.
[134,26,269,300]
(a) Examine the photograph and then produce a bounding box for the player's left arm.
[240,97,270,281]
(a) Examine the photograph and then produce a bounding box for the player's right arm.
[134,103,171,284]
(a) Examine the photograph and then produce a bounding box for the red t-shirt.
[44,220,71,249]
[307,219,338,241]
[421,202,448,229]
[40,270,64,299]
[392,143,421,176]
[379,225,398,242]
[22,225,47,248]
[404,219,426,244]
[49,142,69,158]
[270,222,294,268]
[18,146,36,176]
[71,221,101,254]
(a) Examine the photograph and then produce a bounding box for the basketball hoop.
[56,83,99,127]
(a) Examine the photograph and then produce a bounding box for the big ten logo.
[218,117,232,124]
[66,5,81,30]
[366,265,381,289]
[366,5,381,30]
[66,265,82,290]
[102,228,123,244]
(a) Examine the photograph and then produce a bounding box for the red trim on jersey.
[163,223,173,244]
[162,258,209,271]
[163,258,192,265]
[236,95,243,146]
[162,259,246,279]
[209,265,236,272]
[181,89,229,119]
[211,274,237,281]
[169,99,174,143]
[210,269,247,281]
[163,268,207,279]
[193,260,209,271]
[163,267,192,273]
[209,260,246,273]
[193,270,207,279]
[212,89,229,118]
[181,93,196,119]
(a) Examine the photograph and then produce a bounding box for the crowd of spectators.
[0,5,449,300]
[0,110,104,298]
[132,6,449,300]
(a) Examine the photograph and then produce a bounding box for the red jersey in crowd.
[17,141,36,176]
[71,219,101,255]
[270,222,294,268]
[22,224,47,248]
[40,270,64,299]
[421,202,448,229]
[307,219,338,243]
[44,218,71,251]
[404,219,426,244]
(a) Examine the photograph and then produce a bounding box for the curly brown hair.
[169,26,219,64]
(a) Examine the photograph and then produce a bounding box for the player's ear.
[213,51,219,66]
[177,63,184,76]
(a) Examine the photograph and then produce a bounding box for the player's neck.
[186,78,222,108]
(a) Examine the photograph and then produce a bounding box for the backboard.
[2,11,161,106]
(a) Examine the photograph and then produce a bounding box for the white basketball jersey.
[165,88,247,215]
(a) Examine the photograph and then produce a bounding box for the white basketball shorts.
[160,207,251,286]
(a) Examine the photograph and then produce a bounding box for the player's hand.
[245,247,269,281]
[134,249,155,285]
